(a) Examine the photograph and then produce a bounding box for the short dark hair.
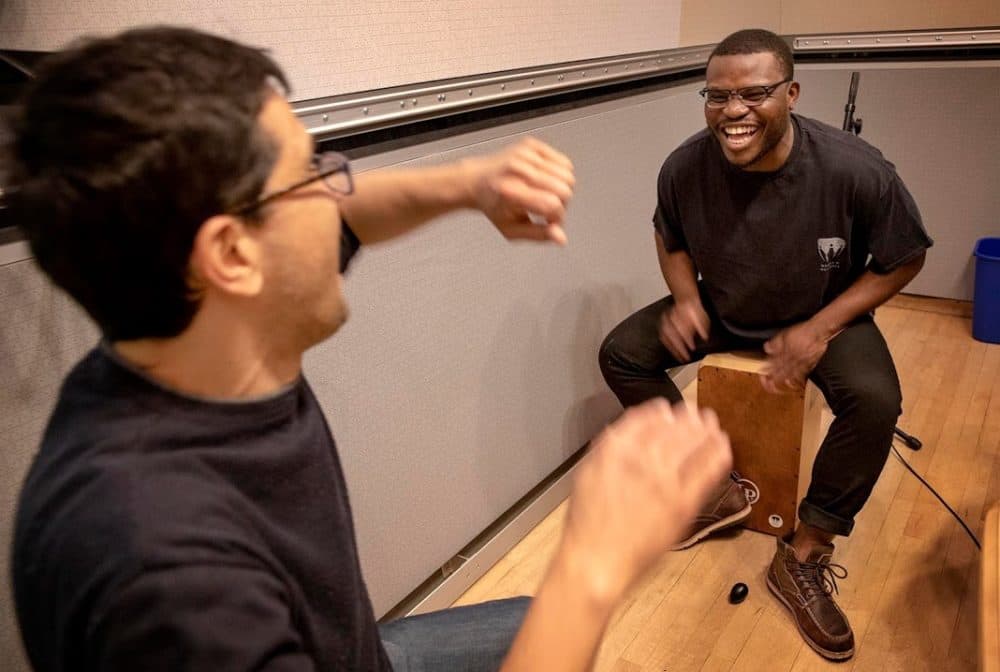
[4,26,289,341]
[708,29,794,80]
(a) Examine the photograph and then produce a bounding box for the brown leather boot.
[671,472,751,550]
[766,536,854,661]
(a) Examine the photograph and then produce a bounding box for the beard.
[729,114,790,170]
[262,259,350,355]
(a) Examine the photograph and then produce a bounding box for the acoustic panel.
[0,0,682,102]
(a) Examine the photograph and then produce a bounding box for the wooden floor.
[454,296,1000,671]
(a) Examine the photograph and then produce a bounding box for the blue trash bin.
[973,237,1000,344]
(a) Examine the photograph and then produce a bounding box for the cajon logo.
[736,477,760,505]
[817,237,846,271]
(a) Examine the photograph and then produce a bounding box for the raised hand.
[558,400,732,606]
[465,137,575,245]
[659,299,711,363]
[761,321,832,394]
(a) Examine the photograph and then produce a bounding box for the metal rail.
[295,45,714,140]
[295,27,1000,140]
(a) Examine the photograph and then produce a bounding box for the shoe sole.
[765,572,854,661]
[670,503,752,551]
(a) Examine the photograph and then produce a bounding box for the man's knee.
[598,330,624,379]
[834,375,902,428]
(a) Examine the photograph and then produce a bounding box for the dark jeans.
[598,295,902,536]
[379,597,530,671]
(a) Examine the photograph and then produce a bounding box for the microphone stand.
[842,71,921,450]
[842,71,863,135]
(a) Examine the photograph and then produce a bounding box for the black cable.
[893,425,922,450]
[891,441,981,550]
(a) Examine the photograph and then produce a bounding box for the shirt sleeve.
[89,564,317,672]
[652,159,688,252]
[340,219,361,274]
[862,168,933,274]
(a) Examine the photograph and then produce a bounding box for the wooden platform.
[455,297,1000,671]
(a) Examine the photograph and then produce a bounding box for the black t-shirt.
[654,114,933,338]
[13,224,391,671]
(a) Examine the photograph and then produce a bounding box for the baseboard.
[380,362,701,619]
[402,462,577,616]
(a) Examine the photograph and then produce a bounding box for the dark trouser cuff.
[798,499,854,537]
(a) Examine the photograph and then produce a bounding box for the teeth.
[723,125,756,136]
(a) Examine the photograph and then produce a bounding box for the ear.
[189,215,263,298]
[786,81,801,110]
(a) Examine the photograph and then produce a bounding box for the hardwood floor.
[454,297,1000,671]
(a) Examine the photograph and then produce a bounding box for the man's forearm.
[499,547,618,672]
[339,139,573,247]
[655,232,700,304]
[808,253,926,339]
[339,163,477,245]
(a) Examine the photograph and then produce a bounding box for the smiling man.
[598,29,933,660]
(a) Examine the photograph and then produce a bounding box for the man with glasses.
[8,26,733,672]
[599,28,932,660]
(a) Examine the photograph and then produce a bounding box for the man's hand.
[761,320,832,394]
[558,400,732,607]
[465,137,575,245]
[659,299,710,362]
[500,400,731,672]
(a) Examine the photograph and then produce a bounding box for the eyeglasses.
[699,78,792,109]
[232,151,354,215]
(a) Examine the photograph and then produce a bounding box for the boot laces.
[793,558,848,602]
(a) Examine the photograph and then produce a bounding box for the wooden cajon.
[697,351,830,539]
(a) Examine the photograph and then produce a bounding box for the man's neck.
[113,307,302,400]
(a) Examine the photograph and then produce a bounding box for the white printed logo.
[818,237,846,271]
[736,477,760,505]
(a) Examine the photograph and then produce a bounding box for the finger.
[519,137,575,172]
[544,223,568,246]
[670,400,697,423]
[763,339,777,355]
[678,428,732,492]
[678,304,708,347]
[498,220,565,245]
[515,149,577,192]
[498,180,567,224]
[612,398,669,447]
[677,316,697,352]
[693,311,710,341]
[518,213,568,244]
[698,406,721,433]
[759,373,779,395]
[672,419,729,490]
[639,404,704,470]
[659,323,691,362]
[663,406,711,460]
[783,376,804,392]
[658,314,686,359]
[507,158,574,204]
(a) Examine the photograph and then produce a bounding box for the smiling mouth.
[721,125,759,148]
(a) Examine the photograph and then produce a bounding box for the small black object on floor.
[729,582,749,604]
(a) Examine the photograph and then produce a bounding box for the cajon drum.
[697,351,830,539]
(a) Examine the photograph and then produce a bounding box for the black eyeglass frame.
[231,151,354,216]
[698,78,793,108]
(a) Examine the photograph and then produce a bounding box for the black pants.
[598,295,902,536]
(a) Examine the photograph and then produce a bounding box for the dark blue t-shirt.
[654,114,933,338]
[13,224,391,671]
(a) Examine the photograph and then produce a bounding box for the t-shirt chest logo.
[817,237,846,271]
